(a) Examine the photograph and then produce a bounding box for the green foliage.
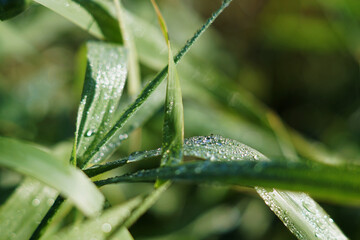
[1,0,360,239]
[0,137,104,217]
[151,0,184,167]
[73,41,128,168]
[0,179,57,240]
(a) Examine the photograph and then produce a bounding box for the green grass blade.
[84,149,161,177]
[73,41,128,168]
[151,0,184,166]
[113,0,141,97]
[33,0,122,42]
[0,178,57,240]
[0,137,104,217]
[95,135,348,239]
[97,159,360,204]
[80,0,232,167]
[34,1,232,167]
[44,198,141,240]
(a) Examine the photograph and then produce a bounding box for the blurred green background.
[1,0,360,239]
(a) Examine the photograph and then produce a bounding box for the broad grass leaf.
[96,136,348,240]
[0,137,104,217]
[74,41,128,168]
[0,178,57,240]
[33,0,122,42]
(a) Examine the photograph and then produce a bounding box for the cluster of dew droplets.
[75,42,128,164]
[51,204,133,240]
[256,189,345,240]
[0,179,57,239]
[127,148,162,163]
[90,133,130,164]
[183,135,263,162]
[183,135,345,240]
[256,188,306,239]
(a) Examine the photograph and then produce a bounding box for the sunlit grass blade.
[80,0,232,167]
[151,0,184,166]
[73,41,128,168]
[84,148,161,178]
[0,137,104,217]
[33,0,122,42]
[113,0,141,97]
[96,159,360,204]
[95,135,348,239]
[0,178,57,240]
[43,198,141,240]
[113,0,143,152]
[34,0,232,167]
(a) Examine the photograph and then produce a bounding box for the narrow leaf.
[74,41,128,168]
[113,0,141,97]
[0,178,57,240]
[151,0,184,166]
[0,137,104,217]
[35,0,232,167]
[95,136,347,239]
[34,0,122,42]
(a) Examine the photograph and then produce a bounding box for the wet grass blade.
[96,159,360,204]
[113,0,141,97]
[35,0,232,167]
[73,41,128,168]
[0,137,104,217]
[0,178,57,240]
[34,0,122,42]
[95,135,348,239]
[151,0,184,166]
[81,0,232,167]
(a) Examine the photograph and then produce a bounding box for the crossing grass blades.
[0,0,358,239]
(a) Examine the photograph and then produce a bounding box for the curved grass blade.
[95,136,347,240]
[73,41,128,168]
[0,137,104,217]
[0,178,57,240]
[151,0,184,166]
[96,158,360,204]
[84,148,161,177]
[113,0,141,97]
[113,0,143,152]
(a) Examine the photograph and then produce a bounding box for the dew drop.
[101,223,112,233]
[47,198,55,206]
[119,134,128,141]
[32,198,41,206]
[85,129,96,137]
